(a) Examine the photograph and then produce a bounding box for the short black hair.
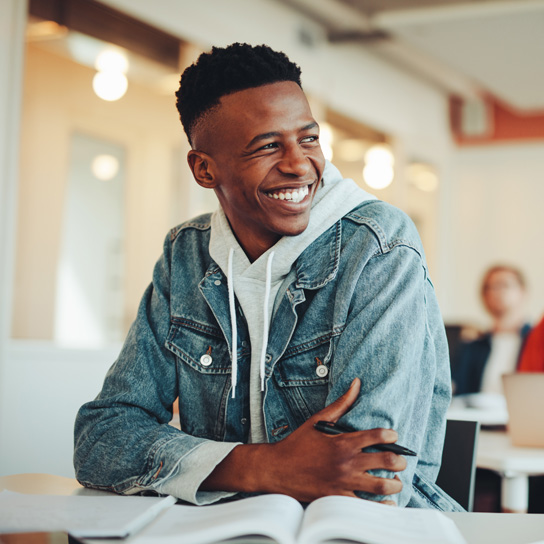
[175,43,302,146]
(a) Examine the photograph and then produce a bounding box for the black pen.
[314,420,417,456]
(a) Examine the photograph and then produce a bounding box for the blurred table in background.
[477,430,544,513]
[448,397,544,513]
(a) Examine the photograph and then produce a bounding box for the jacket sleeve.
[73,233,240,504]
[328,240,452,507]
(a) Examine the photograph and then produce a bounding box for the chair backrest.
[436,418,480,511]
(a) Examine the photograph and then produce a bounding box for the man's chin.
[278,223,310,238]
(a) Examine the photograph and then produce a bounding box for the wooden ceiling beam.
[28,0,181,70]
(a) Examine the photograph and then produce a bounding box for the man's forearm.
[200,443,277,493]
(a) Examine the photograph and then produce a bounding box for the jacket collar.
[293,220,341,290]
[202,214,342,297]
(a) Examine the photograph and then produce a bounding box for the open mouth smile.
[265,184,310,204]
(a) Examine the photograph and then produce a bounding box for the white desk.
[477,430,544,512]
[445,511,544,544]
[2,474,544,544]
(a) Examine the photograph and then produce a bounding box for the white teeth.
[267,185,309,203]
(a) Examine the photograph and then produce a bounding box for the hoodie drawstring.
[260,251,275,392]
[227,248,275,399]
[227,248,238,398]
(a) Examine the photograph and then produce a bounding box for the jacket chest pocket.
[165,319,232,440]
[273,334,338,422]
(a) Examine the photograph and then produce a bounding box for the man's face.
[190,81,326,261]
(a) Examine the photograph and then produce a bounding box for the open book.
[134,493,467,544]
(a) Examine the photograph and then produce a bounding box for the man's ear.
[187,150,217,189]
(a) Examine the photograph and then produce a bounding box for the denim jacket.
[74,199,462,511]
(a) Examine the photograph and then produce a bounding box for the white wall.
[0,0,27,476]
[443,141,544,328]
[2,343,117,476]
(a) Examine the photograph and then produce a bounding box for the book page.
[133,494,304,544]
[298,496,466,544]
[0,490,175,538]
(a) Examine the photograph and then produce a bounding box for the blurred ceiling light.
[93,49,129,101]
[93,71,128,101]
[337,139,367,162]
[363,162,394,190]
[91,154,119,181]
[363,143,394,190]
[407,162,439,192]
[95,49,129,73]
[319,123,334,161]
[364,143,394,165]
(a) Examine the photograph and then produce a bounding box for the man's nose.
[278,145,311,177]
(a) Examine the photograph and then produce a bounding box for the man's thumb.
[315,377,360,422]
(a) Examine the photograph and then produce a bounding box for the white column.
[0,0,27,473]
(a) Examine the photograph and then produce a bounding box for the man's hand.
[201,378,407,502]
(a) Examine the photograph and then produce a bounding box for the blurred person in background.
[452,265,531,398]
[451,265,535,514]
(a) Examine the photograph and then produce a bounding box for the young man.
[74,43,460,510]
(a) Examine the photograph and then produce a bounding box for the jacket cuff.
[154,440,241,505]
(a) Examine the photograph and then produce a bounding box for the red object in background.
[519,316,544,373]
[450,94,544,145]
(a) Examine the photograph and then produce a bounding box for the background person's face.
[201,81,326,260]
[482,269,525,318]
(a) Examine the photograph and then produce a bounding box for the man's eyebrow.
[244,122,319,150]
[245,131,281,149]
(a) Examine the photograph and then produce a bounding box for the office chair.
[436,419,480,511]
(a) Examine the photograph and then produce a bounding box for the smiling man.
[74,43,461,511]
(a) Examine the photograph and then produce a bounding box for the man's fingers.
[356,451,407,472]
[358,474,403,496]
[312,378,361,423]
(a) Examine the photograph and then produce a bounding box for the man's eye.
[301,136,319,144]
[260,142,278,150]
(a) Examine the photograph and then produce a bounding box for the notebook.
[502,372,544,447]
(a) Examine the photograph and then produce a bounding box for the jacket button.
[200,354,213,367]
[214,280,221,286]
[315,365,328,378]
